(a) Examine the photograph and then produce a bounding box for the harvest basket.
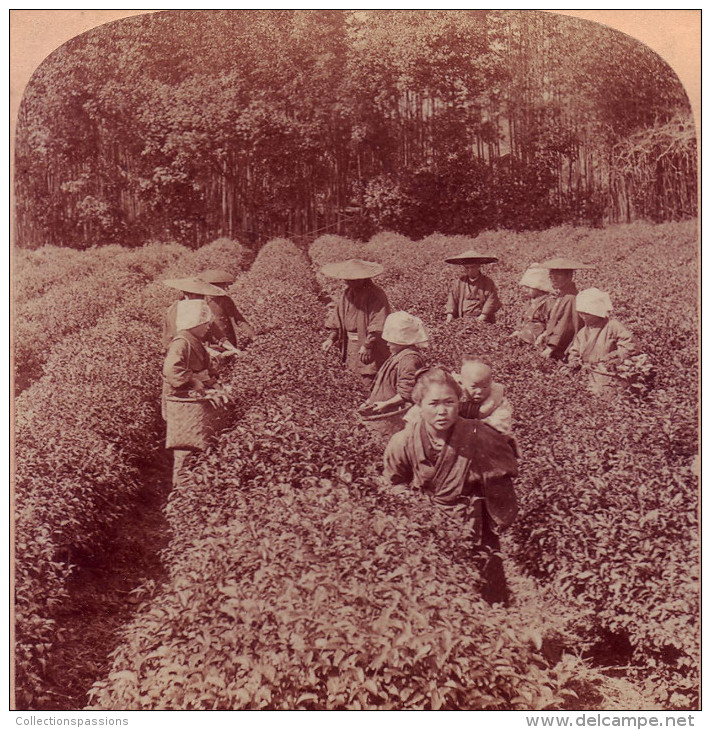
[165,395,227,451]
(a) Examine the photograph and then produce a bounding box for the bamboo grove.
[15,9,696,250]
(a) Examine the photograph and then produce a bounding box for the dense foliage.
[309,221,699,707]
[15,10,694,249]
[14,222,698,709]
[13,238,251,708]
[87,240,579,710]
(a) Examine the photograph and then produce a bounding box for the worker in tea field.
[457,356,514,438]
[321,259,390,387]
[162,299,217,486]
[384,367,518,606]
[536,258,593,360]
[198,269,255,351]
[444,250,501,323]
[510,264,555,345]
[161,277,228,350]
[567,288,637,396]
[358,311,428,440]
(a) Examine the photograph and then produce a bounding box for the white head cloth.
[176,299,213,331]
[382,311,429,348]
[576,288,613,318]
[519,264,554,293]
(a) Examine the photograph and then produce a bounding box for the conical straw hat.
[162,277,227,296]
[320,259,385,280]
[198,269,235,285]
[444,250,499,265]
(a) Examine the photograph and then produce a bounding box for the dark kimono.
[384,417,518,604]
[367,347,425,406]
[540,281,581,358]
[515,294,553,344]
[326,281,390,381]
[205,295,254,348]
[445,274,501,322]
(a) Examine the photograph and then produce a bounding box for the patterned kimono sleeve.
[366,289,389,334]
[567,329,584,367]
[395,354,422,402]
[482,397,514,438]
[383,430,414,485]
[324,297,340,331]
[534,296,553,326]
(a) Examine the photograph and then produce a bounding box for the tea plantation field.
[13,221,699,710]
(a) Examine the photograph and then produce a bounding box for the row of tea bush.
[87,239,580,710]
[14,238,252,708]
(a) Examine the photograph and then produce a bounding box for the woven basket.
[165,395,226,451]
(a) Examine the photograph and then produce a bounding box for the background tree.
[14,9,695,249]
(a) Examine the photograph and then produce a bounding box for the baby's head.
[459,356,493,404]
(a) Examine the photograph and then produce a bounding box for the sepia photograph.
[10,8,700,715]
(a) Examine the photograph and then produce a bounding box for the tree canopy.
[15,9,695,249]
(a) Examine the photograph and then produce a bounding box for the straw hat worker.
[161,277,227,351]
[198,268,255,355]
[444,249,501,324]
[162,299,217,486]
[321,259,391,386]
[535,257,593,360]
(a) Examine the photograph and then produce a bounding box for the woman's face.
[549,270,573,289]
[419,383,460,435]
[387,341,407,355]
[579,312,606,327]
[464,264,481,279]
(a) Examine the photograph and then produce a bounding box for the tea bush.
[14,242,185,393]
[13,237,251,707]
[314,221,699,706]
[16,223,698,708]
[88,241,579,710]
[14,245,125,305]
[14,239,251,394]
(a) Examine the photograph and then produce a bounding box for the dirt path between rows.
[27,457,173,711]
